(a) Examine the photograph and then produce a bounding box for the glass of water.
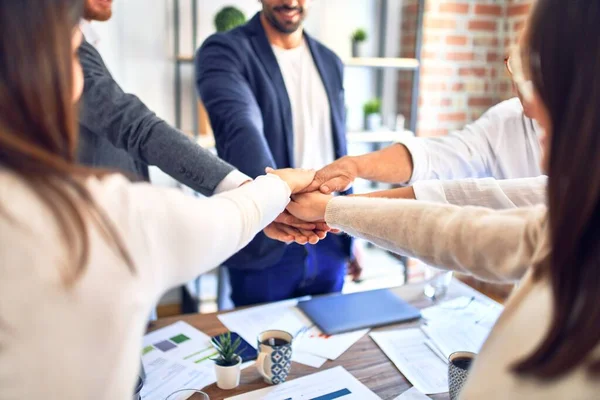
[423,266,453,302]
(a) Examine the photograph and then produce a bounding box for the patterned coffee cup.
[256,330,293,385]
[448,351,476,400]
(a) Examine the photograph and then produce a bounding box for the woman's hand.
[266,167,315,194]
[287,191,333,222]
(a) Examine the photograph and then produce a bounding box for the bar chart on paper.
[225,367,379,400]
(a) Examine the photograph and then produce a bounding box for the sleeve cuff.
[213,170,252,194]
[412,180,449,204]
[394,137,429,184]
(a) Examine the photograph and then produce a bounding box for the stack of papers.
[421,296,503,360]
[225,366,379,400]
[394,387,431,400]
[370,296,504,395]
[218,298,368,368]
[141,321,216,400]
[370,329,448,394]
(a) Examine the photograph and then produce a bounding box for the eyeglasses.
[504,48,535,103]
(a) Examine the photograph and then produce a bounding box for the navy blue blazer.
[196,13,351,270]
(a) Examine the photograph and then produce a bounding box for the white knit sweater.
[326,197,600,400]
[0,172,290,400]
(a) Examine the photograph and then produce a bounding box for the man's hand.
[347,258,363,282]
[264,221,327,245]
[300,156,359,194]
[287,192,333,222]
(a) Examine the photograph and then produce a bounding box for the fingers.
[313,221,331,232]
[263,222,294,243]
[274,211,316,230]
[320,176,352,194]
[298,179,323,194]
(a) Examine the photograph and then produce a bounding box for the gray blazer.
[77,40,235,196]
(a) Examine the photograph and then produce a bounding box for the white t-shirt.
[272,40,335,169]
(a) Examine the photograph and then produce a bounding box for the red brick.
[446,35,468,46]
[422,82,448,91]
[421,66,454,76]
[468,97,495,107]
[439,112,467,122]
[514,20,526,32]
[424,18,458,30]
[468,20,498,31]
[452,83,465,91]
[458,67,487,77]
[446,52,475,61]
[474,4,503,16]
[487,53,501,62]
[508,4,531,17]
[439,2,470,14]
[473,37,499,47]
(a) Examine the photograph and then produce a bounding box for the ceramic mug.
[256,330,293,385]
[448,351,476,400]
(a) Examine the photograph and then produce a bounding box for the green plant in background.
[214,6,246,33]
[351,28,367,43]
[363,98,382,116]
[211,332,243,367]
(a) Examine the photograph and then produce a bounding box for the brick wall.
[398,0,535,137]
[398,0,535,294]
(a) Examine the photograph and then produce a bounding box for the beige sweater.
[326,197,600,400]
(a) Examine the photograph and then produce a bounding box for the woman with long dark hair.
[0,0,312,398]
[288,0,600,397]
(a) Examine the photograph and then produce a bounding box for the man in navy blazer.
[196,0,358,306]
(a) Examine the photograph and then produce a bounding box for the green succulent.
[351,28,367,43]
[214,6,246,33]
[211,332,244,367]
[363,98,382,116]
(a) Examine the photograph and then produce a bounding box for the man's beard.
[263,5,304,34]
[83,6,112,21]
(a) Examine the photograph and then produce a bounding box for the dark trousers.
[228,235,348,307]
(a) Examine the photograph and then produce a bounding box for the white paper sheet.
[394,387,432,400]
[370,329,448,395]
[218,299,366,366]
[225,366,379,400]
[141,322,216,400]
[420,296,504,360]
[421,296,503,330]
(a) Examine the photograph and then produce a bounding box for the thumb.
[320,176,353,194]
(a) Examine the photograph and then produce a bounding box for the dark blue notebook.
[297,288,421,335]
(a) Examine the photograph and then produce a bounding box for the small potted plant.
[363,98,382,131]
[211,332,243,390]
[214,6,246,33]
[351,28,367,57]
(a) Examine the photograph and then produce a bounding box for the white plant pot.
[214,356,242,390]
[365,114,382,131]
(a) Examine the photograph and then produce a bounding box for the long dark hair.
[0,0,134,283]
[513,0,600,378]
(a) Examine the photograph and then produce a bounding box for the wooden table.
[149,280,495,400]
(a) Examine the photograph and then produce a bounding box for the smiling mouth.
[275,8,301,20]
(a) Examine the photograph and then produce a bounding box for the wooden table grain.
[149,280,493,400]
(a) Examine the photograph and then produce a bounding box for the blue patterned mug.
[448,351,476,400]
[256,330,293,385]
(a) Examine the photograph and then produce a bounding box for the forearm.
[354,186,416,199]
[351,143,414,184]
[325,197,549,283]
